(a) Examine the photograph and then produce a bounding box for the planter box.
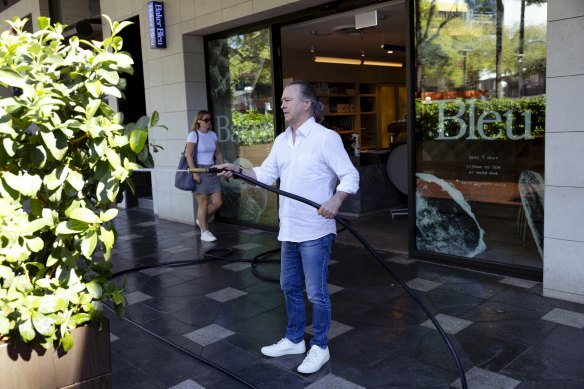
[0,320,112,389]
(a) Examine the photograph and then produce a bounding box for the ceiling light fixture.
[313,56,362,65]
[313,56,403,67]
[362,59,403,67]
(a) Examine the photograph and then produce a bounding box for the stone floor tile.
[140,266,174,276]
[168,379,206,389]
[232,242,263,250]
[452,366,520,389]
[240,229,265,234]
[136,221,157,227]
[541,308,584,328]
[387,256,416,265]
[206,287,247,302]
[163,245,192,254]
[306,320,353,340]
[222,262,251,272]
[421,313,473,334]
[125,291,153,305]
[183,324,235,346]
[306,374,366,389]
[499,277,539,289]
[328,283,344,295]
[406,277,442,292]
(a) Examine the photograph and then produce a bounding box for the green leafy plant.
[232,110,273,145]
[0,16,165,351]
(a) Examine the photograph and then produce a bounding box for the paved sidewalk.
[106,207,584,388]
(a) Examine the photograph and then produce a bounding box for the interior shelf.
[311,81,380,151]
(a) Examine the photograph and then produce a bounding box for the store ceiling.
[281,0,406,62]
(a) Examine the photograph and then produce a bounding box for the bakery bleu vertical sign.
[147,1,166,49]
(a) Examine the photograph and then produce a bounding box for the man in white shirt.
[214,80,359,374]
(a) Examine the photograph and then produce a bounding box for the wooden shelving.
[311,82,379,149]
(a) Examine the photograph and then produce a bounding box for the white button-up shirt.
[253,117,360,242]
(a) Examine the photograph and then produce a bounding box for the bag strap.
[184,130,199,163]
[194,130,199,162]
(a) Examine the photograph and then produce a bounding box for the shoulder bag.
[174,130,199,191]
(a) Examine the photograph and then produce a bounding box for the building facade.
[0,0,583,304]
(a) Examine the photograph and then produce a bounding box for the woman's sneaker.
[200,230,217,242]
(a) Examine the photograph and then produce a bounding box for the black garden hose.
[204,167,469,389]
[107,167,468,389]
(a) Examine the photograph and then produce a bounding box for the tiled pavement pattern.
[106,208,584,388]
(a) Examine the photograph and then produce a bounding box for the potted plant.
[0,15,164,387]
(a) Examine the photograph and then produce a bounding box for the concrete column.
[544,0,584,303]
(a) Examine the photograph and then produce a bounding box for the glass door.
[207,27,279,228]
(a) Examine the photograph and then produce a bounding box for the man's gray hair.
[288,80,325,123]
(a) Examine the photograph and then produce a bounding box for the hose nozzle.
[188,167,229,174]
[188,167,211,173]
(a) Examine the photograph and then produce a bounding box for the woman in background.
[186,110,224,242]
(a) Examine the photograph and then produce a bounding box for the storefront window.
[413,0,547,270]
[207,28,278,227]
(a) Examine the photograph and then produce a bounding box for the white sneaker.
[297,345,330,374]
[200,230,216,242]
[261,338,305,357]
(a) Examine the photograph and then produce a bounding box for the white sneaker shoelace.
[304,346,319,363]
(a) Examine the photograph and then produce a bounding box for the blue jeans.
[280,234,335,348]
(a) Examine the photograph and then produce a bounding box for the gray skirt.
[193,164,221,195]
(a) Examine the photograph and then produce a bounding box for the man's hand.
[317,192,349,219]
[213,163,239,179]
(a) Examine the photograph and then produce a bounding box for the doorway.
[117,16,151,209]
[280,1,409,254]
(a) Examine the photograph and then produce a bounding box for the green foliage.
[415,96,545,140]
[415,0,547,93]
[227,29,271,94]
[0,16,164,351]
[231,110,273,145]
